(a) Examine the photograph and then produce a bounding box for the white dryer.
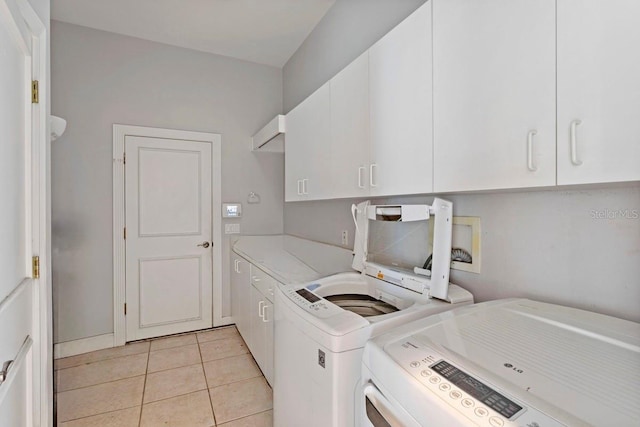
[274,199,474,427]
[360,298,640,427]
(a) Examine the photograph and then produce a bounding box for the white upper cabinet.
[557,0,640,185]
[285,82,332,201]
[433,0,556,192]
[369,1,433,197]
[330,52,370,199]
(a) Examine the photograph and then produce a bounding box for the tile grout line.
[138,345,151,427]
[57,404,142,425]
[198,338,218,427]
[56,374,147,394]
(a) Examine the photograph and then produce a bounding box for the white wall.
[51,22,284,343]
[282,1,640,322]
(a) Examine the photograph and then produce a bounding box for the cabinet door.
[330,52,370,198]
[369,2,433,197]
[262,296,274,386]
[249,284,265,366]
[285,82,332,201]
[231,256,250,343]
[433,0,556,192]
[557,0,640,184]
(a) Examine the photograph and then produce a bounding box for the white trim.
[53,334,115,359]
[2,0,50,424]
[113,124,223,346]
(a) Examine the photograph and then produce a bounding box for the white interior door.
[0,0,41,424]
[125,135,213,341]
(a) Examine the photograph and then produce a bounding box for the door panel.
[369,2,433,197]
[0,0,37,423]
[557,0,640,184]
[433,0,556,192]
[125,136,213,340]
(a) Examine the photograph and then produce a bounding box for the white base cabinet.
[231,255,251,345]
[230,253,275,386]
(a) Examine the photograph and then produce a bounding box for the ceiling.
[51,0,335,67]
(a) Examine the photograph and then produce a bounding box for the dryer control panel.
[385,339,566,427]
[282,286,343,319]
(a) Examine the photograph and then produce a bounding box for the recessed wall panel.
[139,256,202,327]
[138,148,201,237]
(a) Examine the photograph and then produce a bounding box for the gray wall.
[283,0,427,112]
[52,22,284,343]
[283,1,640,322]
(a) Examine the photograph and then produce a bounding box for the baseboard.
[54,333,115,359]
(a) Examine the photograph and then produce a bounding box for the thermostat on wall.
[223,203,242,218]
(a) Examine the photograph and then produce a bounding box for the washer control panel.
[385,339,565,427]
[282,286,342,319]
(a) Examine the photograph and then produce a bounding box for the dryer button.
[449,390,462,400]
[428,376,440,384]
[420,369,431,377]
[474,407,489,418]
[489,416,504,427]
[439,383,451,392]
[410,361,420,368]
[461,398,474,408]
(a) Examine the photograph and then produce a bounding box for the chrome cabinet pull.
[302,178,309,195]
[570,119,583,166]
[527,130,538,171]
[262,304,269,322]
[297,179,303,195]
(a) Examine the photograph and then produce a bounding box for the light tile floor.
[54,326,273,426]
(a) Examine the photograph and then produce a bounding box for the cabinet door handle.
[302,178,309,195]
[258,300,265,319]
[369,164,378,187]
[297,179,303,195]
[252,276,261,283]
[262,304,269,323]
[358,166,365,189]
[234,259,239,273]
[527,130,538,172]
[570,119,583,166]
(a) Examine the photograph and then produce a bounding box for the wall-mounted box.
[252,115,285,152]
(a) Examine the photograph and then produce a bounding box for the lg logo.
[504,363,524,374]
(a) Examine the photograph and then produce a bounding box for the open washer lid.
[351,199,463,302]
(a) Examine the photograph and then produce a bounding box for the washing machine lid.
[383,299,640,426]
[351,199,455,301]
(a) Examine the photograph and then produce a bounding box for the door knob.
[197,241,210,248]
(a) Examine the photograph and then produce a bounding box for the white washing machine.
[360,298,640,427]
[274,199,474,427]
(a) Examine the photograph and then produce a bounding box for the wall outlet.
[341,230,348,245]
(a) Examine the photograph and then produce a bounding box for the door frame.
[0,0,49,424]
[112,124,222,346]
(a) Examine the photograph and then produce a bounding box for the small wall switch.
[341,230,348,245]
[225,223,240,234]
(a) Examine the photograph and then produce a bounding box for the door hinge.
[31,80,39,104]
[32,256,40,279]
[124,303,127,316]
[123,152,126,165]
[123,227,126,239]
